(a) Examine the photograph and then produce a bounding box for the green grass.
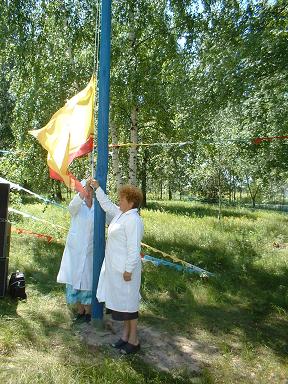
[1,198,288,383]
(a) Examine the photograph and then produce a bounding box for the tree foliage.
[0,0,287,204]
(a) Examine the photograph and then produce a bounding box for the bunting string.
[7,204,211,275]
[9,225,212,276]
[1,135,288,159]
[104,135,288,149]
[141,242,213,275]
[8,208,68,230]
[0,177,66,209]
[142,254,212,276]
[11,227,54,243]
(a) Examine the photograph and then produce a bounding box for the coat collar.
[120,208,138,216]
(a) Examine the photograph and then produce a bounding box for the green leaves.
[0,0,287,201]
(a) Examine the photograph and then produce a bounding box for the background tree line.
[0,0,287,206]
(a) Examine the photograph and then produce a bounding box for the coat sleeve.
[124,215,143,273]
[105,212,113,225]
[68,194,83,216]
[95,186,119,218]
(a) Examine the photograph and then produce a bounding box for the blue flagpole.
[92,0,112,320]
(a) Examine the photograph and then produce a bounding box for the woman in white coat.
[57,179,94,323]
[91,180,144,355]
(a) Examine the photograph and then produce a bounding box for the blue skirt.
[66,284,92,305]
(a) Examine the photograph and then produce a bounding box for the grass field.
[0,197,288,383]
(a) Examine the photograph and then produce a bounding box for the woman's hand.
[90,179,100,190]
[79,178,91,199]
[123,271,132,281]
[79,191,87,200]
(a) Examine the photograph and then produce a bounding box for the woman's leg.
[127,319,138,345]
[84,304,91,315]
[121,320,130,341]
[73,303,86,322]
[118,319,140,354]
[120,320,139,345]
[82,304,91,322]
[77,303,85,314]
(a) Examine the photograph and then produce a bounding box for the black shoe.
[85,314,91,323]
[73,313,86,323]
[111,338,128,349]
[120,342,140,355]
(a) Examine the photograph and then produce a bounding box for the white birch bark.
[129,105,138,186]
[64,18,80,90]
[110,119,123,189]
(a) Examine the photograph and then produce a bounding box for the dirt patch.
[77,319,218,374]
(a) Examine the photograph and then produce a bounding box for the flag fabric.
[29,76,95,193]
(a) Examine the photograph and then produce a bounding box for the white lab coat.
[57,194,94,291]
[95,187,144,313]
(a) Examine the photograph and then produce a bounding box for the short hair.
[119,185,143,209]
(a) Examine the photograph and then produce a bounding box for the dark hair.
[119,185,143,209]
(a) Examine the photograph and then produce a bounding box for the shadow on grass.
[21,240,64,295]
[142,259,288,358]
[146,201,256,220]
[0,296,19,317]
[143,233,260,275]
[128,356,198,384]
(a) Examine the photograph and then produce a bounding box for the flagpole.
[91,0,101,177]
[92,0,112,321]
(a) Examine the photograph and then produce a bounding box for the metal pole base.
[91,318,105,330]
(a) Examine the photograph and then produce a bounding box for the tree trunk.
[110,119,123,190]
[218,168,222,220]
[141,149,148,207]
[64,18,80,90]
[128,105,138,186]
[168,184,172,200]
[66,187,71,200]
[246,175,259,208]
[54,181,63,201]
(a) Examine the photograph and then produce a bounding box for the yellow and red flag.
[29,76,95,193]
